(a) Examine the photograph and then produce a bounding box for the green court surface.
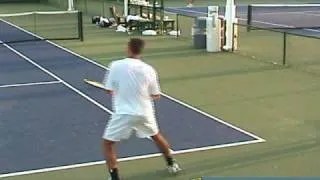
[1,0,320,179]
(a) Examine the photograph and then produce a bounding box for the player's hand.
[151,94,161,100]
[106,90,113,95]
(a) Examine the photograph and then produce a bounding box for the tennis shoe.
[167,160,182,174]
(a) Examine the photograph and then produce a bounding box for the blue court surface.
[165,5,320,38]
[0,19,265,176]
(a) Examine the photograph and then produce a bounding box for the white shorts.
[102,113,159,142]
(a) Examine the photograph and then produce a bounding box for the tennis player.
[102,38,181,180]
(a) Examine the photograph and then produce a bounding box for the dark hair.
[128,38,145,55]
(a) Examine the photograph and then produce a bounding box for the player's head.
[127,38,145,58]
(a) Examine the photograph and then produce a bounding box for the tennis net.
[247,4,320,30]
[0,10,83,44]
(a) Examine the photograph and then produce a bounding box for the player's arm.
[149,68,161,100]
[103,63,115,95]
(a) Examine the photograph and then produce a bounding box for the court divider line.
[0,18,265,178]
[0,81,61,88]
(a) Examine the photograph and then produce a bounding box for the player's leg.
[134,115,181,173]
[151,133,173,163]
[102,139,119,180]
[151,133,171,157]
[102,114,133,180]
[151,132,181,173]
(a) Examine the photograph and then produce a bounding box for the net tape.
[0,10,79,18]
[250,3,320,7]
[0,10,82,43]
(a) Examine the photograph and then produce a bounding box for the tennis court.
[165,4,320,37]
[0,5,264,178]
[1,0,320,180]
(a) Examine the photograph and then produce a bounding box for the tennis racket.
[83,79,106,90]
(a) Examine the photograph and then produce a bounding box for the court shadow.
[185,138,320,176]
[161,65,284,84]
[124,139,319,179]
[125,168,187,180]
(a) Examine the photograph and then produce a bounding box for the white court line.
[0,19,265,178]
[0,139,264,178]
[303,11,320,17]
[2,43,113,115]
[0,81,61,88]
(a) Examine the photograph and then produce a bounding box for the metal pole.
[283,32,287,65]
[78,11,84,41]
[102,0,105,17]
[176,14,179,38]
[232,23,234,51]
[247,5,252,32]
[34,13,37,36]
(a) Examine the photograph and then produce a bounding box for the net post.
[223,19,227,47]
[283,32,287,65]
[78,11,84,41]
[247,4,252,32]
[176,14,179,38]
[232,22,234,52]
[102,0,105,17]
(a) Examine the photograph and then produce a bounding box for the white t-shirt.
[103,58,161,116]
